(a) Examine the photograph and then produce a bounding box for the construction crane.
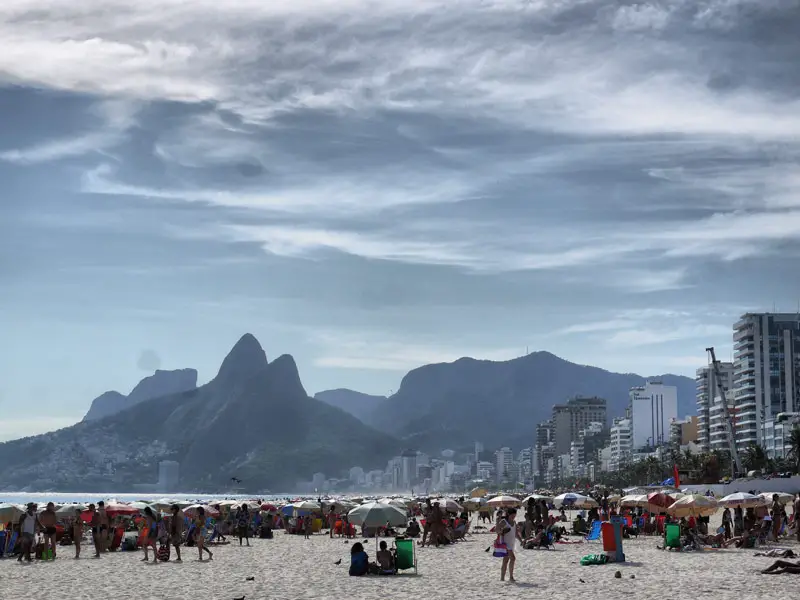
[706,347,743,477]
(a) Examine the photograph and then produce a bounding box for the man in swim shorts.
[39,502,58,558]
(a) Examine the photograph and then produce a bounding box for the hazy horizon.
[3,1,799,440]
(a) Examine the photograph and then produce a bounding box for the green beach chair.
[664,523,681,549]
[394,538,417,574]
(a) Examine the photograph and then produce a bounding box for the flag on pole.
[673,464,680,489]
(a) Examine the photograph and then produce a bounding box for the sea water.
[0,492,294,505]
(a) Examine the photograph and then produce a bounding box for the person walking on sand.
[142,507,159,562]
[73,509,85,559]
[498,508,517,583]
[194,508,213,562]
[170,505,184,563]
[40,502,58,559]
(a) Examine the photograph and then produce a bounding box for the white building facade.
[696,361,735,451]
[609,417,632,471]
[630,381,678,450]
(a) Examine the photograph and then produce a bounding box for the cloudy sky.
[2,0,799,441]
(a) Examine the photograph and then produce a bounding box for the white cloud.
[311,330,521,371]
[0,99,138,164]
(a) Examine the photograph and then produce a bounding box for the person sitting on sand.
[406,519,420,537]
[761,559,800,574]
[349,542,369,576]
[721,529,757,549]
[376,540,395,573]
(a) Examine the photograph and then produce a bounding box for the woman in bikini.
[194,507,213,561]
[142,507,159,562]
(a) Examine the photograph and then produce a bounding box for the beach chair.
[664,523,681,549]
[394,538,417,574]
[585,520,602,541]
[4,531,18,556]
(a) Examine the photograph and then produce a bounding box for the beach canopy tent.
[347,502,407,528]
[0,503,24,522]
[486,495,522,508]
[718,492,766,508]
[759,492,793,504]
[553,493,597,509]
[666,494,718,518]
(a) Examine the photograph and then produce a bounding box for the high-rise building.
[609,417,632,471]
[552,396,607,455]
[629,381,678,450]
[709,390,738,453]
[495,447,513,482]
[157,460,180,492]
[400,449,418,490]
[696,361,735,451]
[733,313,800,451]
[533,420,554,475]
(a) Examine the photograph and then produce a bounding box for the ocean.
[0,492,294,505]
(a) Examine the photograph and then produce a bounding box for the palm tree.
[741,444,767,473]
[785,427,800,474]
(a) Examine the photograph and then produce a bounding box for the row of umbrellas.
[617,491,793,518]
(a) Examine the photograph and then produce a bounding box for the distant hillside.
[364,351,695,450]
[0,335,399,492]
[83,369,198,421]
[314,389,386,425]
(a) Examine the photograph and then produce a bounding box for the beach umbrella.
[347,502,407,528]
[103,502,139,517]
[431,498,463,513]
[183,504,220,518]
[606,494,621,503]
[378,498,409,510]
[718,492,766,508]
[0,503,24,522]
[261,503,278,512]
[469,487,488,498]
[55,503,88,518]
[646,492,675,511]
[619,494,647,507]
[522,494,553,503]
[291,500,322,515]
[666,494,718,518]
[486,495,522,508]
[128,501,158,514]
[759,492,793,504]
[553,493,596,508]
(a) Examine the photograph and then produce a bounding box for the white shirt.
[22,512,37,535]
[499,518,516,552]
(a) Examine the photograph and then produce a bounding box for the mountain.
[83,369,198,421]
[366,351,696,451]
[314,389,387,424]
[0,334,399,492]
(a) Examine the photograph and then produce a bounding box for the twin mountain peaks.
[0,334,695,492]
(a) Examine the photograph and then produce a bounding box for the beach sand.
[2,521,799,600]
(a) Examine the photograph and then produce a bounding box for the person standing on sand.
[96,501,110,555]
[236,504,251,546]
[328,508,337,538]
[73,509,84,559]
[194,508,213,561]
[170,505,184,563]
[17,503,40,562]
[40,502,58,559]
[419,499,433,546]
[498,508,517,583]
[304,513,313,539]
[87,504,101,558]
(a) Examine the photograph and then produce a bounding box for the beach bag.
[157,543,170,562]
[492,539,508,558]
[580,553,608,566]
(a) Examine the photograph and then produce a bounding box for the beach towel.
[580,553,608,566]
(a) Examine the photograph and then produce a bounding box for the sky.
[2,0,800,441]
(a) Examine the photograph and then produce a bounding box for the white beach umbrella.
[347,502,408,528]
[759,492,793,504]
[718,492,766,508]
[291,500,322,513]
[553,493,597,509]
[55,503,88,518]
[619,494,648,507]
[378,498,409,510]
[486,495,522,508]
[522,494,553,503]
[129,501,158,514]
[0,503,24,522]
[666,494,719,518]
[431,498,463,513]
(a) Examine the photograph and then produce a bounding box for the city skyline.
[4,1,800,440]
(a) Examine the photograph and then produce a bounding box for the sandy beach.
[2,518,799,600]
